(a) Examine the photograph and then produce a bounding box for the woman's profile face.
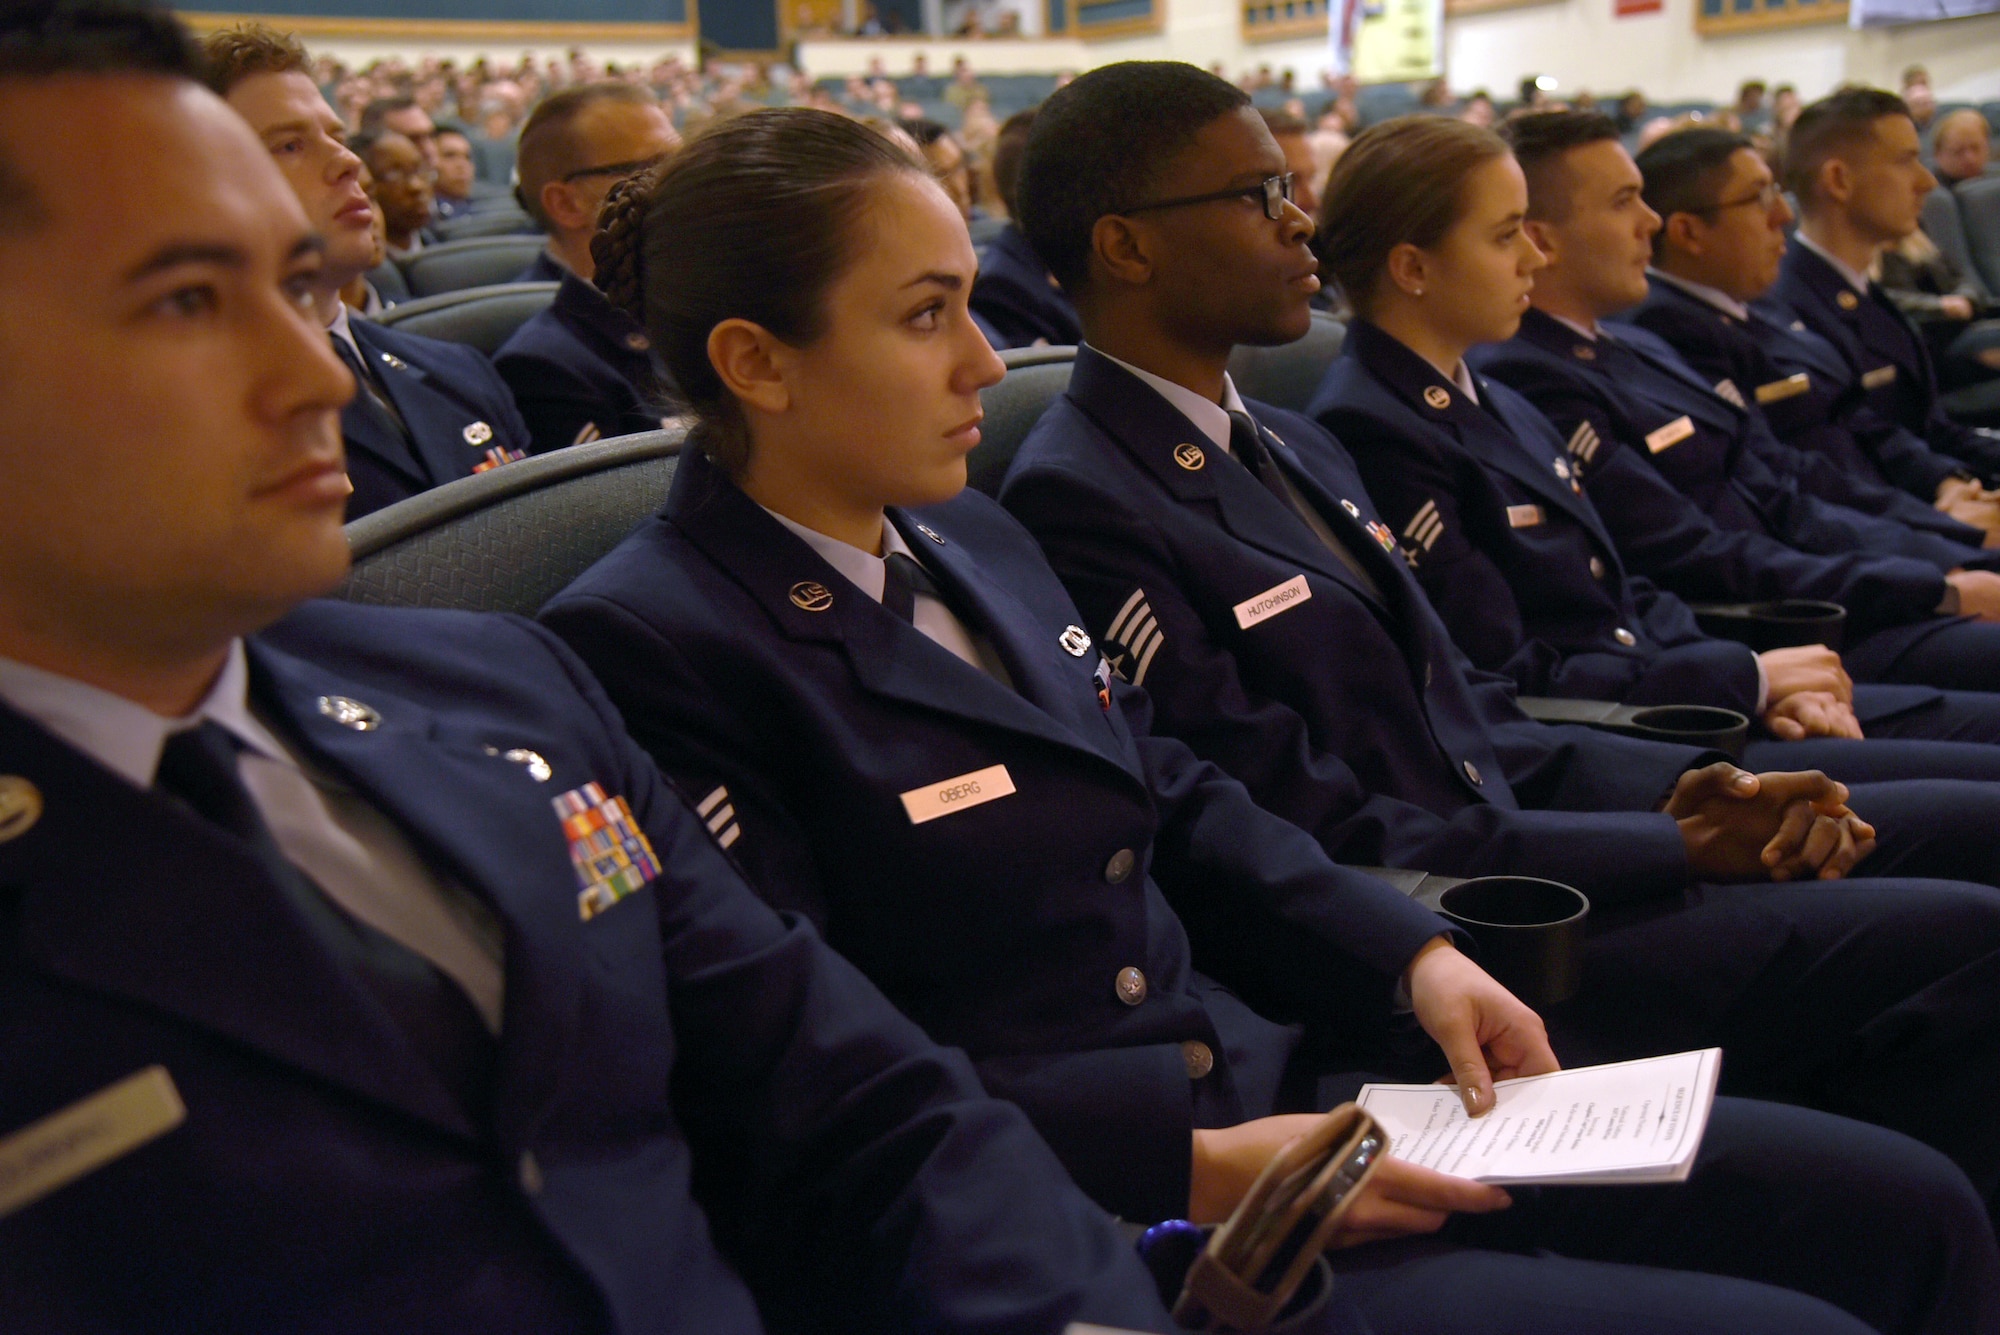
[1408,153,1545,350]
[764,171,1003,516]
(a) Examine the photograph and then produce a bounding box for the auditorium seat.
[373,281,560,355]
[967,345,1076,497]
[338,429,684,616]
[1921,187,1989,302]
[399,235,549,298]
[366,258,412,306]
[1958,176,2000,295]
[1225,311,1347,413]
[436,207,541,241]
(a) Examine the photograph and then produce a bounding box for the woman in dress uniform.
[539,106,1992,1335]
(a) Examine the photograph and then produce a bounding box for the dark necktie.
[882,550,941,624]
[1228,410,1298,511]
[154,722,496,1121]
[329,334,413,444]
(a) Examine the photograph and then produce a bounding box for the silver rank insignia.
[316,695,381,731]
[462,421,493,446]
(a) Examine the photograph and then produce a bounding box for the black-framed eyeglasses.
[560,152,671,184]
[1697,181,1784,215]
[1122,173,1297,222]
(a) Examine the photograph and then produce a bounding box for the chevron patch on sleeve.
[1565,420,1600,465]
[1402,499,1445,559]
[1102,587,1166,688]
[695,783,741,850]
[1713,379,1746,408]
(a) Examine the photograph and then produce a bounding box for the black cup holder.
[1435,876,1589,1008]
[1691,599,1846,652]
[1624,704,1752,757]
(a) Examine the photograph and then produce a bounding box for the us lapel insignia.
[624,331,651,351]
[1339,498,1362,517]
[1173,442,1206,471]
[554,782,662,921]
[485,745,553,782]
[1423,385,1451,410]
[1836,290,1859,311]
[462,421,493,446]
[789,581,834,611]
[378,352,408,370]
[0,776,41,843]
[1573,345,1595,361]
[1059,625,1093,657]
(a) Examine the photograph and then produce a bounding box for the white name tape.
[0,1067,185,1220]
[1233,575,1313,631]
[901,764,1016,825]
[1861,365,1898,390]
[1506,504,1544,528]
[1645,416,1695,453]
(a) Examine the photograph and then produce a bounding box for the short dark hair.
[1781,86,1909,207]
[1499,109,1622,221]
[991,106,1036,218]
[898,116,952,147]
[514,82,656,227]
[358,93,417,134]
[1,0,200,233]
[199,21,306,96]
[1259,107,1308,138]
[1635,127,1753,257]
[592,108,925,475]
[1015,60,1251,295]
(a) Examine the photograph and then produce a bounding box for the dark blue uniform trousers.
[1328,1097,1994,1334]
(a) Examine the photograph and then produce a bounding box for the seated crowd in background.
[17,1,2000,1330]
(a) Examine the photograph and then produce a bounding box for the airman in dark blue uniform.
[494,271,679,453]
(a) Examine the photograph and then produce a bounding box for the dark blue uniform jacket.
[970,224,1083,350]
[494,272,677,454]
[1471,308,1984,570]
[1633,274,1978,506]
[541,450,1452,1226]
[0,602,1181,1335]
[1633,277,1983,528]
[343,317,532,520]
[999,346,1713,911]
[1769,242,2000,476]
[1313,321,1761,714]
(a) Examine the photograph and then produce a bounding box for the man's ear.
[1817,156,1852,209]
[707,319,790,417]
[540,179,590,233]
[1662,211,1704,257]
[1091,214,1156,289]
[1523,218,1561,269]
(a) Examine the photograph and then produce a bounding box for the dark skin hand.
[1664,763,1875,882]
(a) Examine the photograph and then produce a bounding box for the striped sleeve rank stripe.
[1103,587,1166,688]
[695,784,741,850]
[1565,420,1601,466]
[1713,379,1746,409]
[571,421,604,446]
[1401,499,1444,563]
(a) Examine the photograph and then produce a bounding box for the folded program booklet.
[1356,1048,1721,1186]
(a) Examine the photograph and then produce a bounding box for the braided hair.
[590,108,925,475]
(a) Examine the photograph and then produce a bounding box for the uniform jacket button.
[1115,966,1148,1006]
[1589,557,1606,579]
[1613,627,1637,646]
[1104,848,1136,883]
[1181,1040,1214,1080]
[1462,760,1483,786]
[518,1150,544,1196]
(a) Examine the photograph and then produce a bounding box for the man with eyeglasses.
[205,25,532,517]
[1630,126,2000,542]
[495,84,681,452]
